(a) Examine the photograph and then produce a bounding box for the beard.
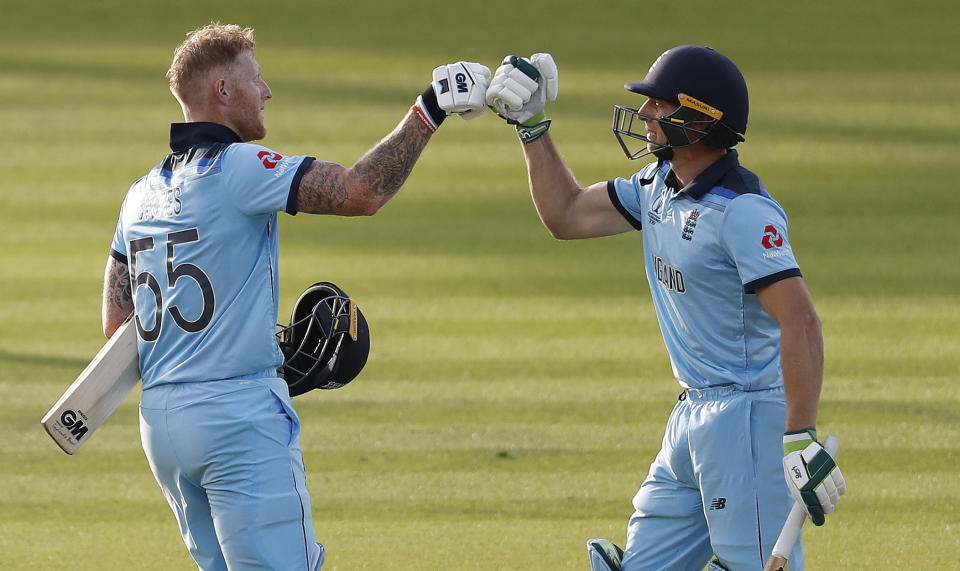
[241,117,266,142]
[229,90,267,142]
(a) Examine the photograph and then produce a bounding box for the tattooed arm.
[102,256,133,338]
[297,111,433,216]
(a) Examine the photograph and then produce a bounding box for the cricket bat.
[762,435,840,571]
[41,318,141,454]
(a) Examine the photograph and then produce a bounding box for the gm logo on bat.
[59,409,89,441]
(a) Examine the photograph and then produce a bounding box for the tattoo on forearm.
[354,114,432,199]
[298,113,432,214]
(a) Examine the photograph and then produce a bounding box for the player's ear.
[214,78,229,103]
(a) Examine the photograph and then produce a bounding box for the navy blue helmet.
[613,45,749,160]
[277,282,370,396]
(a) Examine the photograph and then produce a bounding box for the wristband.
[516,112,551,144]
[412,85,446,133]
[783,427,817,455]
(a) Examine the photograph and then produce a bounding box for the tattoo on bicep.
[299,161,350,214]
[108,262,133,311]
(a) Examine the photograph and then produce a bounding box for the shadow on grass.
[823,398,960,426]
[0,349,88,371]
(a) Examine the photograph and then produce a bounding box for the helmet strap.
[637,158,666,186]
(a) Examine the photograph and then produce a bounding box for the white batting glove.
[413,62,491,132]
[433,62,491,119]
[782,429,847,526]
[486,53,558,131]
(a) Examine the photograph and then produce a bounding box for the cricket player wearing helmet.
[487,45,845,570]
[100,22,489,570]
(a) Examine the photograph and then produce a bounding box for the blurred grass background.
[1,0,958,568]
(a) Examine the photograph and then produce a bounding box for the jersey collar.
[672,149,740,200]
[169,122,242,152]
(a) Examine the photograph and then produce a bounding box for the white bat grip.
[770,435,840,560]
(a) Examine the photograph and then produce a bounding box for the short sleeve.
[606,162,663,231]
[221,143,314,216]
[109,202,128,264]
[720,193,801,293]
[607,178,643,230]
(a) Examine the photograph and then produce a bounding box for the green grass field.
[2,0,959,568]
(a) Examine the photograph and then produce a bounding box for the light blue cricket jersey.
[110,122,314,389]
[608,150,801,391]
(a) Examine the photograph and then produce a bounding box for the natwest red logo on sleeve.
[761,224,784,249]
[257,150,283,169]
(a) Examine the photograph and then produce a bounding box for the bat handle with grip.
[762,435,840,571]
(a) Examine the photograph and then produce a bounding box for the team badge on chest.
[681,209,700,241]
